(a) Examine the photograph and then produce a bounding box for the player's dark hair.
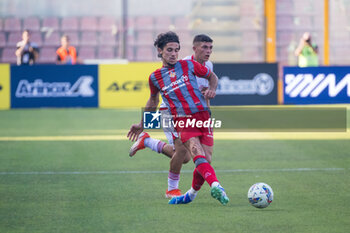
[193,34,213,44]
[154,31,180,50]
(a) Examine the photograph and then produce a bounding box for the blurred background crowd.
[0,0,350,66]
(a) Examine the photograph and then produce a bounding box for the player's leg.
[166,137,191,198]
[129,132,173,158]
[202,144,213,163]
[170,137,229,205]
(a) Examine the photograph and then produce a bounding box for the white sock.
[187,187,198,200]
[211,181,220,188]
[168,171,180,191]
[144,138,162,153]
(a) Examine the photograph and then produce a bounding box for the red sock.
[192,169,205,191]
[193,155,219,187]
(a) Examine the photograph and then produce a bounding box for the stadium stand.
[1,47,17,63]
[23,17,40,31]
[61,17,79,32]
[37,47,56,64]
[43,31,60,47]
[80,16,98,31]
[99,32,117,46]
[80,32,98,47]
[4,17,22,32]
[0,32,6,47]
[135,46,154,61]
[97,46,115,59]
[42,17,60,31]
[79,46,96,60]
[6,32,22,46]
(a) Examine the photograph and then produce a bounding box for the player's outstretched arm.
[204,72,218,99]
[127,93,159,141]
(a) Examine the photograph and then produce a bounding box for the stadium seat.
[37,47,56,64]
[30,31,43,47]
[242,31,260,46]
[4,17,22,32]
[97,46,115,59]
[23,17,40,31]
[98,16,118,32]
[65,32,80,47]
[126,32,136,46]
[240,1,259,16]
[126,45,135,61]
[277,16,294,30]
[277,32,295,46]
[1,47,17,64]
[154,16,173,32]
[177,31,192,46]
[174,17,190,31]
[135,31,154,46]
[80,16,98,31]
[295,16,312,30]
[239,17,262,30]
[80,32,98,46]
[43,31,60,47]
[7,32,22,46]
[0,32,6,47]
[99,32,117,46]
[61,17,79,31]
[135,46,154,61]
[276,0,294,15]
[42,17,59,31]
[135,16,154,31]
[79,46,96,60]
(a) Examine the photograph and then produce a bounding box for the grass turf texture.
[0,108,349,233]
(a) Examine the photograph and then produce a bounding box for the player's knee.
[182,152,191,164]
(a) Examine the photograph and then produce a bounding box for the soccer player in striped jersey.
[127,32,229,205]
[129,35,215,199]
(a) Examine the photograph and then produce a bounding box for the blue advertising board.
[210,63,278,105]
[284,66,350,104]
[11,65,98,108]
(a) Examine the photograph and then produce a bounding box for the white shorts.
[160,108,178,145]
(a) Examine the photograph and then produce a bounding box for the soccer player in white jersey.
[129,34,214,198]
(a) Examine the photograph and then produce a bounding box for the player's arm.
[204,71,218,99]
[127,76,160,141]
[192,60,218,99]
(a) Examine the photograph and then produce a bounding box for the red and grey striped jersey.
[149,59,211,116]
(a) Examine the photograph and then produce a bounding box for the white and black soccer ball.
[247,183,274,208]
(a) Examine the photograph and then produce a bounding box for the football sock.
[187,187,198,201]
[193,155,219,187]
[192,169,205,191]
[168,171,180,191]
[144,138,166,153]
[211,181,220,188]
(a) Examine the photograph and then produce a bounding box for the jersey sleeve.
[148,74,159,96]
[191,60,211,79]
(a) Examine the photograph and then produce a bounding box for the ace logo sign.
[143,111,161,129]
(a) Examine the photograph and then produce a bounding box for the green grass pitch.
[0,108,349,233]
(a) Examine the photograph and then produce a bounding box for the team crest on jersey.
[169,71,176,78]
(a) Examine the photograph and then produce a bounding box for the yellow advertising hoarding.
[99,62,161,108]
[0,64,10,109]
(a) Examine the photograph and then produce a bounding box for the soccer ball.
[247,183,274,208]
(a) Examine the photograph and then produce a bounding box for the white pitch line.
[0,168,346,176]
